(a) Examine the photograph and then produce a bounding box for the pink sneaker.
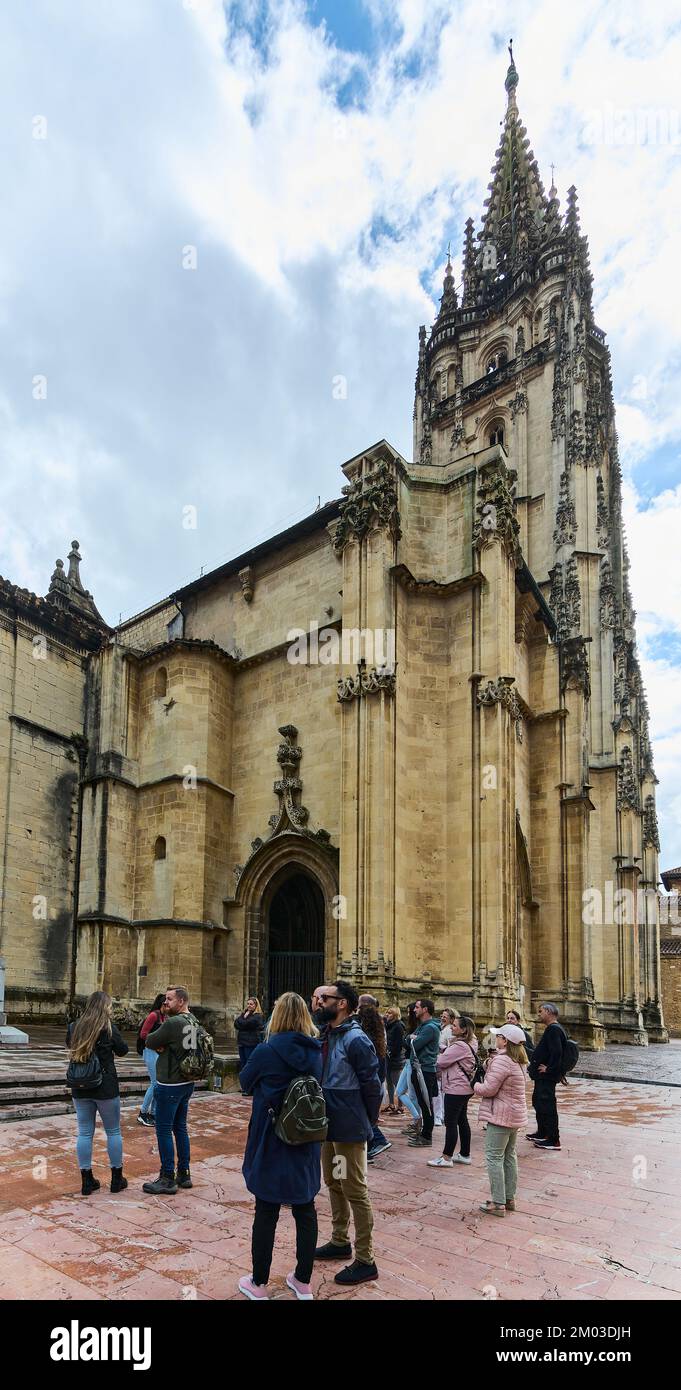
[286,1271,314,1301]
[238,1275,269,1300]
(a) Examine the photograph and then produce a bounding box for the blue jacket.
[411,1018,441,1072]
[240,1032,323,1206]
[320,1017,382,1143]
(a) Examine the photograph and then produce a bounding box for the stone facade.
[0,55,668,1045]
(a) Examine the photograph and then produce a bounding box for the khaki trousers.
[321,1139,374,1264]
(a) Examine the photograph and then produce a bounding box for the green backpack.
[272,1075,328,1145]
[178,1014,215,1081]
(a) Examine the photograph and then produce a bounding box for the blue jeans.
[238,1043,258,1075]
[155,1082,194,1172]
[396,1062,420,1120]
[73,1096,123,1169]
[141,1047,158,1116]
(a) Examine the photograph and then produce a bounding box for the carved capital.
[337,664,397,702]
[476,675,523,741]
[334,461,401,554]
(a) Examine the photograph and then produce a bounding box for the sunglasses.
[317,993,339,1003]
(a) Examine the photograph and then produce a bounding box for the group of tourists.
[65,981,572,1300]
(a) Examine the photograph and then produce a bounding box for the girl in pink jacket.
[473,1024,528,1216]
[428,1015,478,1169]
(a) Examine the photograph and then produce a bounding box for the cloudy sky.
[0,0,679,868]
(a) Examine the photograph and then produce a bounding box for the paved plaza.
[1,1073,680,1301]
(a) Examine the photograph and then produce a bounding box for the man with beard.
[311,980,381,1286]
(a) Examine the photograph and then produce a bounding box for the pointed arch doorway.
[266,871,325,1009]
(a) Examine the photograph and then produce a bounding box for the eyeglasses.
[317,993,339,1003]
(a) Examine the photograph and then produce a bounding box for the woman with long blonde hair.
[66,990,129,1196]
[238,992,323,1302]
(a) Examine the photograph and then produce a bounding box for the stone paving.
[0,1078,680,1301]
[575,1039,681,1086]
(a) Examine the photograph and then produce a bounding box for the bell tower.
[411,45,666,1043]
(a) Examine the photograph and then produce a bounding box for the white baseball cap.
[490,1024,525,1044]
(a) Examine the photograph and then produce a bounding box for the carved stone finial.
[617,744,640,814]
[560,635,590,699]
[67,540,84,591]
[474,459,522,566]
[643,794,660,852]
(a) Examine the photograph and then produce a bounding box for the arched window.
[485,345,509,375]
[154,666,168,698]
[154,836,166,861]
[488,421,505,448]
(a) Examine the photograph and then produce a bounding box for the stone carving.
[238,565,254,603]
[643,794,660,852]
[560,635,590,699]
[474,460,522,566]
[337,664,397,702]
[272,724,309,831]
[566,409,585,466]
[334,462,401,553]
[553,471,576,548]
[617,744,640,814]
[565,554,581,634]
[509,377,527,418]
[599,557,617,631]
[596,472,609,547]
[477,676,523,741]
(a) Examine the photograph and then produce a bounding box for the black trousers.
[251,1197,317,1287]
[442,1093,471,1158]
[416,1071,439,1140]
[532,1076,560,1143]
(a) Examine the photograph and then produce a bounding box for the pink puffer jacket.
[473,1053,528,1129]
[437,1037,479,1096]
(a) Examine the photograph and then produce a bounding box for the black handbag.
[66,1053,103,1092]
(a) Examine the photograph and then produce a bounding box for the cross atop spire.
[505,38,519,107]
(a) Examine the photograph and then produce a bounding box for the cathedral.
[0,53,667,1048]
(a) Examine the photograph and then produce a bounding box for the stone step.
[0,1077,210,1121]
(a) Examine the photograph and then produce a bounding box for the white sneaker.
[452,1154,472,1164]
[427,1156,454,1167]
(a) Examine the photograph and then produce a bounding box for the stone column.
[471,452,521,1019]
[335,451,400,992]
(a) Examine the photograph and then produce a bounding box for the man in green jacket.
[142,985,198,1195]
[408,999,441,1149]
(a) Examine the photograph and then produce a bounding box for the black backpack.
[561,1033,580,1074]
[66,1053,102,1092]
[271,1075,328,1146]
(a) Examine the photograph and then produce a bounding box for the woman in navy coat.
[238,991,323,1301]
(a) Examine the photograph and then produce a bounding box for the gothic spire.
[462,217,478,308]
[437,248,458,318]
[476,45,549,286]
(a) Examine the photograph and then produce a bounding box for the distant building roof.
[662,867,681,891]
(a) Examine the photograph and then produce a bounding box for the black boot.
[175,1168,193,1190]
[80,1169,100,1196]
[110,1167,128,1193]
[142,1169,178,1195]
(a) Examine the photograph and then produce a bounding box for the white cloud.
[0,0,679,859]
